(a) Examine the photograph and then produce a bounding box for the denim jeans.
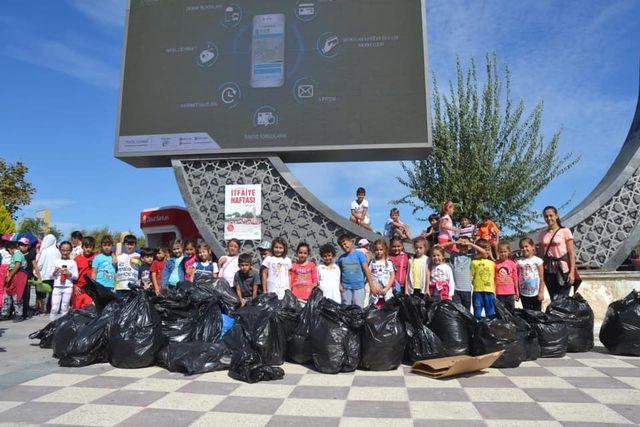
[342,287,366,307]
[472,291,495,318]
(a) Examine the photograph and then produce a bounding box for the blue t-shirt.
[337,250,368,290]
[92,253,116,288]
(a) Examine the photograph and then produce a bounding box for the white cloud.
[68,0,127,28]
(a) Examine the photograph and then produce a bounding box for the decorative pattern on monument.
[572,169,640,268]
[180,158,353,255]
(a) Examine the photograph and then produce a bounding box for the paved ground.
[1,316,640,426]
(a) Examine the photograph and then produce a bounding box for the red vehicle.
[140,206,201,248]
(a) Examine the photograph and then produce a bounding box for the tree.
[0,204,14,234]
[81,226,146,247]
[396,54,579,233]
[17,218,62,240]
[0,159,36,219]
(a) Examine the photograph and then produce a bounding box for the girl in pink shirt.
[183,240,198,282]
[494,243,519,311]
[289,242,318,302]
[438,200,459,252]
[539,206,577,300]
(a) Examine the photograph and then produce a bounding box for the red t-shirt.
[74,253,96,287]
[151,260,166,286]
[289,262,318,301]
[494,259,518,295]
[389,252,409,287]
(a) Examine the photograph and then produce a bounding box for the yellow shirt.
[471,259,495,293]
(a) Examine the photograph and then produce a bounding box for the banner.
[224,184,262,240]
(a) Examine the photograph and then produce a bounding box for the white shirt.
[262,256,292,299]
[430,263,456,296]
[115,252,141,291]
[517,256,544,297]
[317,263,341,303]
[219,255,239,286]
[350,199,370,224]
[0,249,10,265]
[71,245,83,259]
[52,259,78,287]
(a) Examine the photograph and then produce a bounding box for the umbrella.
[15,233,38,245]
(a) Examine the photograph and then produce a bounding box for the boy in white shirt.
[115,234,140,299]
[317,243,341,303]
[350,187,372,231]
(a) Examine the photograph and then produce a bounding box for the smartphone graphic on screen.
[251,14,285,88]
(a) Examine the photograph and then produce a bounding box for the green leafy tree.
[396,54,579,232]
[0,204,15,234]
[0,159,36,219]
[17,218,62,240]
[81,227,146,247]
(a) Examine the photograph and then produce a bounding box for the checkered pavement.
[1,348,640,426]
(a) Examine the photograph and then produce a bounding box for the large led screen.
[116,0,431,165]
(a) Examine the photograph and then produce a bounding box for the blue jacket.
[161,257,186,287]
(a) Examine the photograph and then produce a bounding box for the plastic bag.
[51,308,99,358]
[310,299,364,374]
[223,322,285,383]
[288,287,323,364]
[517,310,568,358]
[29,307,97,349]
[195,277,241,314]
[108,289,165,368]
[394,295,445,364]
[83,277,116,314]
[472,318,524,368]
[359,306,407,370]
[494,300,540,361]
[192,300,223,343]
[157,341,232,375]
[235,301,286,366]
[599,290,640,356]
[428,300,476,356]
[58,303,119,367]
[546,293,594,352]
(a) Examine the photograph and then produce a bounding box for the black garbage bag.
[393,295,445,363]
[157,341,232,375]
[428,300,476,356]
[288,287,323,363]
[517,310,568,358]
[83,277,116,314]
[29,306,97,349]
[108,289,165,368]
[276,291,303,338]
[494,300,540,361]
[195,276,241,314]
[546,293,594,352]
[310,299,364,374]
[235,301,286,366]
[223,322,285,383]
[51,308,99,358]
[600,290,640,356]
[472,318,524,368]
[151,291,196,343]
[192,300,223,343]
[58,303,119,367]
[360,306,407,370]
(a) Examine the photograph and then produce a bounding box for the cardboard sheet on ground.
[410,351,504,379]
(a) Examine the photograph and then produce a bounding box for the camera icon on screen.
[254,106,278,127]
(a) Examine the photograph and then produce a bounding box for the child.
[457,214,475,240]
[114,234,140,299]
[389,237,409,294]
[1,239,30,321]
[350,187,372,231]
[290,242,318,302]
[234,253,261,306]
[50,241,78,321]
[91,235,117,289]
[356,239,372,262]
[368,239,396,306]
[138,247,155,291]
[193,243,218,281]
[471,240,495,318]
[422,213,440,246]
[36,234,60,315]
[317,243,341,303]
[477,212,500,258]
[72,236,96,310]
[219,239,240,286]
[517,238,546,311]
[446,236,488,312]
[384,208,412,241]
[261,237,292,300]
[495,243,519,311]
[337,234,374,307]
[407,237,430,296]
[70,230,84,259]
[151,247,168,295]
[429,246,455,302]
[257,240,271,262]
[162,240,186,289]
[183,240,198,282]
[438,201,459,249]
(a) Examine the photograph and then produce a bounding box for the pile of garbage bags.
[600,290,640,356]
[32,279,608,384]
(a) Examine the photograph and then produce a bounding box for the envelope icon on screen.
[298,84,314,98]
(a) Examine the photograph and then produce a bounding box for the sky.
[2,0,640,239]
